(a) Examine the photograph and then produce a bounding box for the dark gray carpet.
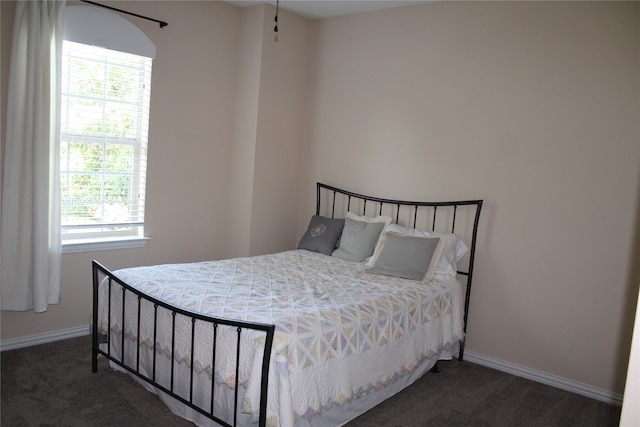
[1,335,621,426]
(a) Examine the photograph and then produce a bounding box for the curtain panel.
[1,0,65,312]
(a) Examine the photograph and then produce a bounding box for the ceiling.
[224,1,431,20]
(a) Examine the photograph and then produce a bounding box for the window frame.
[60,5,156,253]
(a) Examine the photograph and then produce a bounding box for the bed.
[92,182,483,427]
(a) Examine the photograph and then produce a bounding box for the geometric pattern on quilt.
[100,249,464,426]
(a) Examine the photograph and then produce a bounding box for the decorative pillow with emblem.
[297,215,345,255]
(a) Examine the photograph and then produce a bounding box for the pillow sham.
[331,212,391,262]
[369,223,468,280]
[297,215,345,255]
[366,233,442,281]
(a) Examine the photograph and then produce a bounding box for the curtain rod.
[80,0,168,28]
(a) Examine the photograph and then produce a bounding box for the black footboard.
[92,260,276,427]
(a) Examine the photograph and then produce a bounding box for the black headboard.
[315,182,483,360]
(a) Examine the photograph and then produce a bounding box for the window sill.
[62,236,150,254]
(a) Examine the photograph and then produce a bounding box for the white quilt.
[98,249,464,427]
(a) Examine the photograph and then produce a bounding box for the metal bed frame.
[91,182,482,426]
[316,183,483,360]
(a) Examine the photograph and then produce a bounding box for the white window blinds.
[60,41,152,239]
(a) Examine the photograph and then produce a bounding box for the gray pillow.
[367,234,441,280]
[331,217,386,262]
[297,215,345,255]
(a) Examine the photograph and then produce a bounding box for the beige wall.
[228,4,264,257]
[2,0,639,399]
[227,5,310,257]
[299,1,640,395]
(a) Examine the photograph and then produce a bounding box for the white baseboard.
[464,350,623,406]
[0,324,90,352]
[0,327,624,407]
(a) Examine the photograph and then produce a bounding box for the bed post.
[91,260,100,372]
[316,182,322,215]
[458,200,483,361]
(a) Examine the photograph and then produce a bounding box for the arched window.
[60,5,155,250]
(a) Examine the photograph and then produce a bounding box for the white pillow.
[368,223,468,280]
[344,211,392,226]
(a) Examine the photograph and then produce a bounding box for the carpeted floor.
[1,335,621,426]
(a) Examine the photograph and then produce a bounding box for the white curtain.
[1,0,65,312]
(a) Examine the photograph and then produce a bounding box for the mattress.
[98,249,465,427]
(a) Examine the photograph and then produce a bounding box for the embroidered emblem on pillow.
[311,224,326,237]
[297,216,345,255]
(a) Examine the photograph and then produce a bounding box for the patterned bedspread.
[98,249,464,426]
